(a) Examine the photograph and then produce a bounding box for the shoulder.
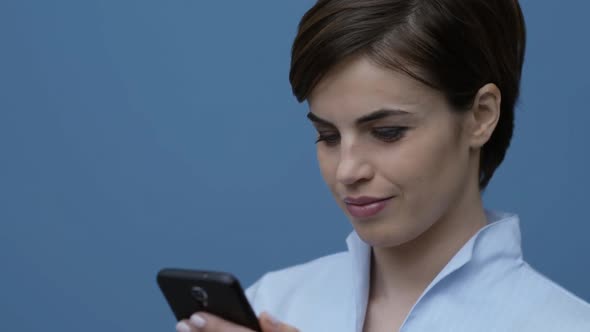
[503,262,590,331]
[246,251,350,306]
[523,263,590,312]
[245,251,353,326]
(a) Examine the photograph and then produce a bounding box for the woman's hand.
[175,311,300,332]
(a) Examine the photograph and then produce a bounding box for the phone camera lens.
[191,286,209,307]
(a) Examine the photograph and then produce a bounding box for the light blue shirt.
[246,210,590,331]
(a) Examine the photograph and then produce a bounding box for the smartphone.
[157,268,261,331]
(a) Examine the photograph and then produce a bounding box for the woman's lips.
[344,196,394,218]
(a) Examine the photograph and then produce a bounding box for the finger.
[176,319,198,332]
[187,312,253,332]
[259,312,300,332]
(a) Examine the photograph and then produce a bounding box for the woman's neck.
[369,182,488,304]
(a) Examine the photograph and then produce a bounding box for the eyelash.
[315,127,409,146]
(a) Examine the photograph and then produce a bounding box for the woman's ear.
[467,83,502,148]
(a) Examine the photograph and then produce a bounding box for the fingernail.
[176,321,191,332]
[190,314,207,328]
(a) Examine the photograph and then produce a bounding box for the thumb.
[259,312,300,332]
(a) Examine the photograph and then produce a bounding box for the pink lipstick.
[344,196,394,218]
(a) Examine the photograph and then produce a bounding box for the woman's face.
[307,56,476,248]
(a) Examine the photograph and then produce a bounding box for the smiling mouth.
[344,196,394,206]
[344,196,394,218]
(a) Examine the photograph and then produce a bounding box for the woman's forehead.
[308,57,444,120]
[312,58,439,102]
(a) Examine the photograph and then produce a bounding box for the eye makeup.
[370,126,409,142]
[314,126,410,146]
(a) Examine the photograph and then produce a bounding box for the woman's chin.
[351,219,413,248]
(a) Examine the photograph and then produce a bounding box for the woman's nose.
[335,148,373,186]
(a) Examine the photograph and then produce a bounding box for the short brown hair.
[289,0,526,189]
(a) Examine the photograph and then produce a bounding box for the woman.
[176,0,590,331]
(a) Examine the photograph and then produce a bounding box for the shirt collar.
[345,210,523,331]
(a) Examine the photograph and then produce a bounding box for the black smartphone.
[157,268,261,331]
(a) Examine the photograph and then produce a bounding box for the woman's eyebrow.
[306,108,411,127]
[356,109,410,124]
[306,112,334,126]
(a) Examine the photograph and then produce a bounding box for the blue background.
[1,0,588,330]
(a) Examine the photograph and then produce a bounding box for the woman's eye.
[315,132,340,146]
[371,127,408,142]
